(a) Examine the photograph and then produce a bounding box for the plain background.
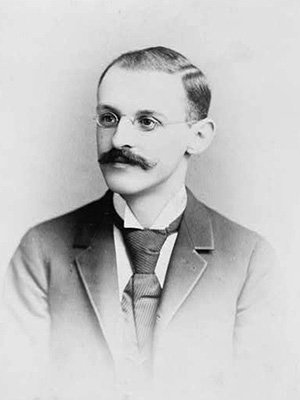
[0,0,299,393]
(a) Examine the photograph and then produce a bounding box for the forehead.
[98,67,187,118]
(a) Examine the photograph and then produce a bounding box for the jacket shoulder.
[199,201,279,289]
[202,201,270,257]
[19,193,110,249]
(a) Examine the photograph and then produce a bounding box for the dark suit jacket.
[2,189,284,400]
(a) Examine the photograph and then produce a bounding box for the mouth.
[109,161,131,169]
[102,158,137,169]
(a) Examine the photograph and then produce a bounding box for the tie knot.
[123,229,168,274]
[127,229,168,251]
[112,209,182,274]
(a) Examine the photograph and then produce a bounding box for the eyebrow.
[136,110,167,120]
[97,104,167,120]
[96,104,120,114]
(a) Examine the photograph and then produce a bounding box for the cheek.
[151,134,188,164]
[96,131,112,153]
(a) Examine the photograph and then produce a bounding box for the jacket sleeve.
[233,237,286,399]
[1,228,51,399]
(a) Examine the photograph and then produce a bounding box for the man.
[2,47,283,400]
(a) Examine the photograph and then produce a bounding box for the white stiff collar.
[113,187,187,229]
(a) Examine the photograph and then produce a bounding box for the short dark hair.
[97,46,211,120]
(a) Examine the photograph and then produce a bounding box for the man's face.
[97,66,195,197]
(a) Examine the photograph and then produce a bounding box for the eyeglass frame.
[94,109,200,133]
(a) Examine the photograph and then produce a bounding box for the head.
[96,46,215,197]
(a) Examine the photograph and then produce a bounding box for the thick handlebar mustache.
[98,148,157,170]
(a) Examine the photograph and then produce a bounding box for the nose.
[111,116,136,149]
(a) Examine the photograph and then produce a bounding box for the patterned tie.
[113,212,182,358]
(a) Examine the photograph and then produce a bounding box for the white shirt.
[113,187,187,301]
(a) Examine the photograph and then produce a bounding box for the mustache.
[98,148,157,170]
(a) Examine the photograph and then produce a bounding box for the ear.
[186,118,216,155]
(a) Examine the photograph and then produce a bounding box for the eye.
[137,116,160,131]
[97,112,119,128]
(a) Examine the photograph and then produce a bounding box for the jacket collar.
[183,187,214,250]
[73,187,214,251]
[73,190,114,249]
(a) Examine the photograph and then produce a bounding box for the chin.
[103,174,148,196]
[100,164,168,197]
[100,164,147,195]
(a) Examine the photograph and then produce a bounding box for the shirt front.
[113,187,187,301]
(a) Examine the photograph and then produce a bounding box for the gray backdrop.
[0,0,299,394]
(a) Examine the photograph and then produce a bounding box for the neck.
[122,178,186,228]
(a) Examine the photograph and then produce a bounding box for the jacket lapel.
[71,189,214,361]
[73,192,123,363]
[155,189,214,336]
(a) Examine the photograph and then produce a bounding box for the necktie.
[113,212,182,357]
